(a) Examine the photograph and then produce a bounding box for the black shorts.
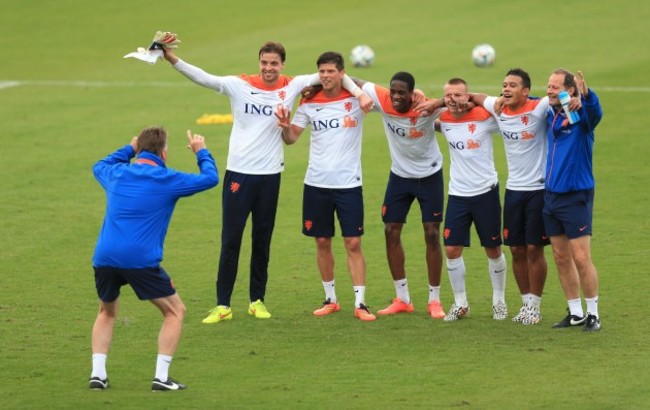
[94,266,176,302]
[543,189,594,239]
[444,184,502,247]
[302,184,364,237]
[382,170,444,224]
[503,189,549,246]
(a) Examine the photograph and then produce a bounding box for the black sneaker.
[583,314,601,332]
[552,308,586,328]
[89,377,109,390]
[152,377,187,392]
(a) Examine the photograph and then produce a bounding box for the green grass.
[2,0,650,408]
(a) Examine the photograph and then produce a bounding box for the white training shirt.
[174,59,318,175]
[439,107,500,197]
[362,83,444,179]
[291,90,365,188]
[484,96,549,191]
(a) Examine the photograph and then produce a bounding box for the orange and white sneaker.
[377,297,414,315]
[354,304,377,321]
[427,300,446,319]
[313,298,341,316]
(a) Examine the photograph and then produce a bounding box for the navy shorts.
[444,184,502,247]
[94,266,176,302]
[302,184,364,237]
[382,170,444,224]
[543,189,594,239]
[503,189,549,246]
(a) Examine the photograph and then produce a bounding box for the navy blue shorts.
[302,184,364,237]
[543,189,594,239]
[94,266,176,302]
[444,184,502,247]
[503,189,549,246]
[382,170,444,224]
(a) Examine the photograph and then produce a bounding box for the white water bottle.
[558,91,580,124]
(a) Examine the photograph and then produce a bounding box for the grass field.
[2,0,650,408]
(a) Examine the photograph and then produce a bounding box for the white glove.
[152,31,181,49]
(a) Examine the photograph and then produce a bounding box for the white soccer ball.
[350,45,375,68]
[471,44,496,67]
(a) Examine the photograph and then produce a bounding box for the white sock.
[568,298,584,317]
[489,254,507,305]
[353,286,366,308]
[394,279,410,304]
[322,280,337,303]
[585,296,599,318]
[522,293,532,306]
[446,256,467,307]
[529,294,541,310]
[428,285,441,303]
[91,353,107,380]
[155,354,173,382]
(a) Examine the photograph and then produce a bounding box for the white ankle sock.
[155,354,173,382]
[428,285,441,303]
[394,279,410,304]
[322,280,337,303]
[91,353,107,380]
[353,286,366,308]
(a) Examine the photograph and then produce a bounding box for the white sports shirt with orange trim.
[483,96,549,191]
[362,83,444,179]
[173,59,319,175]
[439,107,500,197]
[291,90,365,189]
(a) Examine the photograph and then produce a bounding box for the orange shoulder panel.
[502,99,541,116]
[439,106,492,123]
[238,74,291,90]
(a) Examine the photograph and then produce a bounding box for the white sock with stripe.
[446,256,467,307]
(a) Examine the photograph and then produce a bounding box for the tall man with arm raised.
[161,35,371,323]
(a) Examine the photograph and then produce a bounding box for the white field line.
[2,80,650,93]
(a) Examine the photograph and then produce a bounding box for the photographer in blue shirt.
[89,127,219,391]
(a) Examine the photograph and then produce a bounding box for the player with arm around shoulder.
[89,128,219,391]
[276,51,375,321]
[354,71,448,319]
[437,78,509,322]
[469,68,550,325]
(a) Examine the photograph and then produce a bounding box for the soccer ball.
[471,44,496,67]
[350,45,375,68]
